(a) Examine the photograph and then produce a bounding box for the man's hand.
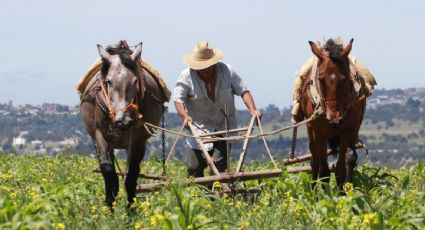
[250,110,262,119]
[242,92,261,119]
[175,101,193,127]
[183,115,193,126]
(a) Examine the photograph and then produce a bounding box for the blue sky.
[1,0,424,110]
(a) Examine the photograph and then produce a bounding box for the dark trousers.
[187,141,229,177]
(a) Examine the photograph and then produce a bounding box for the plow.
[93,108,367,194]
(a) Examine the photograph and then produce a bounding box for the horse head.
[97,41,143,130]
[309,38,354,125]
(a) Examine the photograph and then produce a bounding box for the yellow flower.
[140,201,150,209]
[41,178,48,182]
[155,213,164,221]
[164,211,172,218]
[197,214,207,223]
[1,186,11,192]
[91,205,97,213]
[10,192,17,198]
[261,198,269,206]
[52,223,65,230]
[285,191,291,198]
[343,182,353,192]
[1,173,13,180]
[102,206,111,215]
[135,222,142,230]
[213,181,221,188]
[363,213,377,225]
[187,224,193,230]
[288,196,294,203]
[239,220,250,229]
[150,216,157,226]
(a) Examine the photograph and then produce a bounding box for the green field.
[0,154,424,229]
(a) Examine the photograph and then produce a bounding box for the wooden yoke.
[187,122,221,176]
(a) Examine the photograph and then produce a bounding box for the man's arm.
[174,101,192,126]
[241,91,261,118]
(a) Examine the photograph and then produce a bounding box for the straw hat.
[183,41,224,70]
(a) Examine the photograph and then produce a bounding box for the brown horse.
[80,41,167,206]
[300,38,366,189]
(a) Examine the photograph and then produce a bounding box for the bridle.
[310,56,354,120]
[96,65,144,123]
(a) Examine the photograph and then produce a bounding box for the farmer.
[173,41,261,178]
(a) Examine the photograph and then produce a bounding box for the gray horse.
[80,41,167,206]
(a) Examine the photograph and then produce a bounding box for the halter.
[97,67,144,123]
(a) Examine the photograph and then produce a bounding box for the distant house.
[12,137,26,146]
[12,131,29,146]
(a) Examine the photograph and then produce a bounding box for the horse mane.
[322,38,344,60]
[101,46,138,76]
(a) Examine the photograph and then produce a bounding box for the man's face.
[198,64,215,78]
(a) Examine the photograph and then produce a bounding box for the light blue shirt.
[173,62,249,150]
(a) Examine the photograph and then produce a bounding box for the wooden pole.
[256,116,278,169]
[188,122,220,176]
[135,169,282,193]
[287,164,335,173]
[236,115,256,172]
[192,169,282,185]
[93,169,168,180]
[136,183,165,192]
[165,123,186,165]
[283,150,335,165]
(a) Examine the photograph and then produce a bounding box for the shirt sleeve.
[229,65,249,96]
[173,73,191,104]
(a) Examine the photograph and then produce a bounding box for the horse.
[80,41,167,206]
[299,38,367,190]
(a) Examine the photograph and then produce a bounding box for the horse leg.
[318,141,330,184]
[125,141,146,205]
[335,137,348,190]
[108,150,119,200]
[308,127,319,187]
[345,133,358,183]
[95,130,117,207]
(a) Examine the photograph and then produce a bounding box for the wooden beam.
[134,169,282,193]
[287,164,335,173]
[283,150,336,165]
[191,169,282,185]
[136,183,165,193]
[188,122,220,176]
[93,169,168,181]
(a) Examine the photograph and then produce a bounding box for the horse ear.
[339,38,354,58]
[309,41,324,61]
[97,44,112,60]
[130,42,143,61]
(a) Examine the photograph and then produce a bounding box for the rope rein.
[141,107,324,142]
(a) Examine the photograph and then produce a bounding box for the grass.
[0,154,424,229]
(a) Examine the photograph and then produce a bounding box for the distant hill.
[0,88,424,168]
